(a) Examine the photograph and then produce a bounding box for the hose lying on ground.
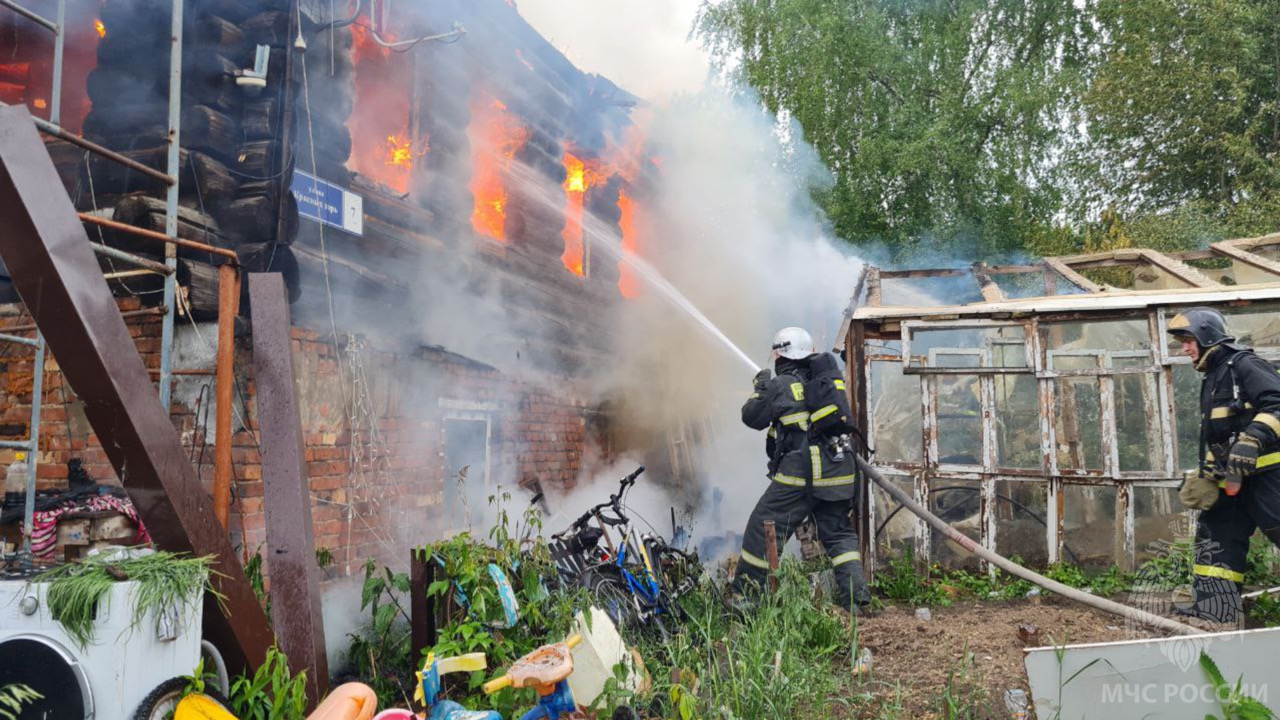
[855,455,1203,637]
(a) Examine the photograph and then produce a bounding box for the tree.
[1082,0,1280,221]
[697,0,1093,261]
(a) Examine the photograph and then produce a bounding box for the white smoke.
[591,90,866,552]
[515,0,711,100]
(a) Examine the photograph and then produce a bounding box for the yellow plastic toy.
[174,682,378,720]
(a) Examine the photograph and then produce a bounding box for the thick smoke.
[589,91,865,548]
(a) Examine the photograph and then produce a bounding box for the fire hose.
[854,455,1203,637]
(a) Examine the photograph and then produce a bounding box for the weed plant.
[229,646,309,720]
[34,550,216,648]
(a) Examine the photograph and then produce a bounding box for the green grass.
[34,550,216,648]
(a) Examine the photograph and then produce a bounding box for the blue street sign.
[291,169,363,235]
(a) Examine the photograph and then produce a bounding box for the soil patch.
[852,596,1158,718]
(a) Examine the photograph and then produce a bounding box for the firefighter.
[729,327,872,613]
[1168,307,1280,626]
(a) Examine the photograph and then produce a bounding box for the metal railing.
[0,0,207,563]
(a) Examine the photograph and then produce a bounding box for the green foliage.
[697,0,1280,262]
[935,647,989,719]
[1245,532,1280,587]
[346,558,414,707]
[1249,593,1280,627]
[697,0,1091,260]
[35,551,215,649]
[1200,650,1278,720]
[346,492,581,712]
[1042,562,1132,597]
[0,684,42,720]
[636,560,856,719]
[872,549,952,606]
[243,548,271,620]
[229,646,309,720]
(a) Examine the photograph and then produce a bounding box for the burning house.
[0,0,663,592]
[840,243,1280,574]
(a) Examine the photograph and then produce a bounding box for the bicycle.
[548,466,699,640]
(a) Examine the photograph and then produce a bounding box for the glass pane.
[937,375,983,465]
[1134,486,1185,564]
[1171,364,1200,472]
[1041,319,1153,362]
[909,326,1027,368]
[870,361,923,463]
[1062,484,1117,568]
[1050,355,1100,371]
[933,352,982,368]
[930,480,982,572]
[881,275,983,307]
[874,476,916,561]
[1116,373,1163,473]
[996,480,1049,566]
[994,374,1041,469]
[1222,302,1280,351]
[1054,378,1103,472]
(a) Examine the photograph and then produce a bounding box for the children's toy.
[415,651,501,720]
[482,635,582,720]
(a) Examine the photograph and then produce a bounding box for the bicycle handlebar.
[551,467,645,539]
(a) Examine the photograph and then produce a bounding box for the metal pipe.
[48,0,65,124]
[854,455,1203,636]
[158,0,183,414]
[212,264,239,529]
[90,242,175,275]
[103,269,163,280]
[78,213,238,261]
[0,0,57,32]
[0,440,33,450]
[20,335,44,560]
[0,332,41,348]
[29,116,175,185]
[150,368,215,376]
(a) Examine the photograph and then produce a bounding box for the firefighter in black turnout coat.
[1168,307,1280,625]
[729,327,872,612]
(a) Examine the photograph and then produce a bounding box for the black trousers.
[1192,468,1280,623]
[731,481,872,609]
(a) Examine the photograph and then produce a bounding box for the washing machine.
[0,565,207,720]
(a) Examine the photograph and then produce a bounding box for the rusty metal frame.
[249,273,330,705]
[0,104,272,671]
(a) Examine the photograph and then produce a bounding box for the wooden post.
[212,262,239,528]
[764,519,780,591]
[410,548,436,713]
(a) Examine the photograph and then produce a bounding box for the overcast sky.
[516,0,712,100]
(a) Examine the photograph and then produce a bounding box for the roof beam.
[866,266,883,306]
[971,262,1008,302]
[1136,249,1219,288]
[1043,257,1105,293]
[1212,239,1280,279]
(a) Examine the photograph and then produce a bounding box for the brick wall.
[0,299,604,578]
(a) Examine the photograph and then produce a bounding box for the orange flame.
[618,190,641,298]
[32,98,47,109]
[94,19,106,37]
[561,152,588,276]
[470,94,527,242]
[385,134,415,168]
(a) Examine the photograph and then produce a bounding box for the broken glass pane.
[1041,319,1153,362]
[930,479,982,572]
[996,479,1049,566]
[1116,372,1163,473]
[1062,484,1117,568]
[1171,363,1201,472]
[1054,378,1103,472]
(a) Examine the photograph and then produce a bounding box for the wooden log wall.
[73,0,301,319]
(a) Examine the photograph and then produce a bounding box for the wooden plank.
[1212,240,1280,279]
[866,267,883,307]
[1043,257,1104,293]
[971,262,1008,302]
[1137,249,1219,288]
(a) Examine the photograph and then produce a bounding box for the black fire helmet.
[1166,306,1234,348]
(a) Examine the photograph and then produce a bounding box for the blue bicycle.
[549,466,695,640]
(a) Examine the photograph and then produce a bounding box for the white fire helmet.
[771,327,814,360]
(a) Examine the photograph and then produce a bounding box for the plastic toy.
[482,635,582,720]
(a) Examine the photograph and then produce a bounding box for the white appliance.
[0,573,203,720]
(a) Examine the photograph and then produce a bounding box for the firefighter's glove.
[1179,469,1220,511]
[1227,435,1262,478]
[753,368,772,390]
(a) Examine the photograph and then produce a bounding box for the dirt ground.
[852,596,1159,718]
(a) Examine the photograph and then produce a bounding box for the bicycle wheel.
[580,566,639,634]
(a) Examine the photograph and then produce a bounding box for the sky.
[515,0,713,100]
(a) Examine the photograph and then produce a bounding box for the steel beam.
[0,103,272,672]
[249,273,329,706]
